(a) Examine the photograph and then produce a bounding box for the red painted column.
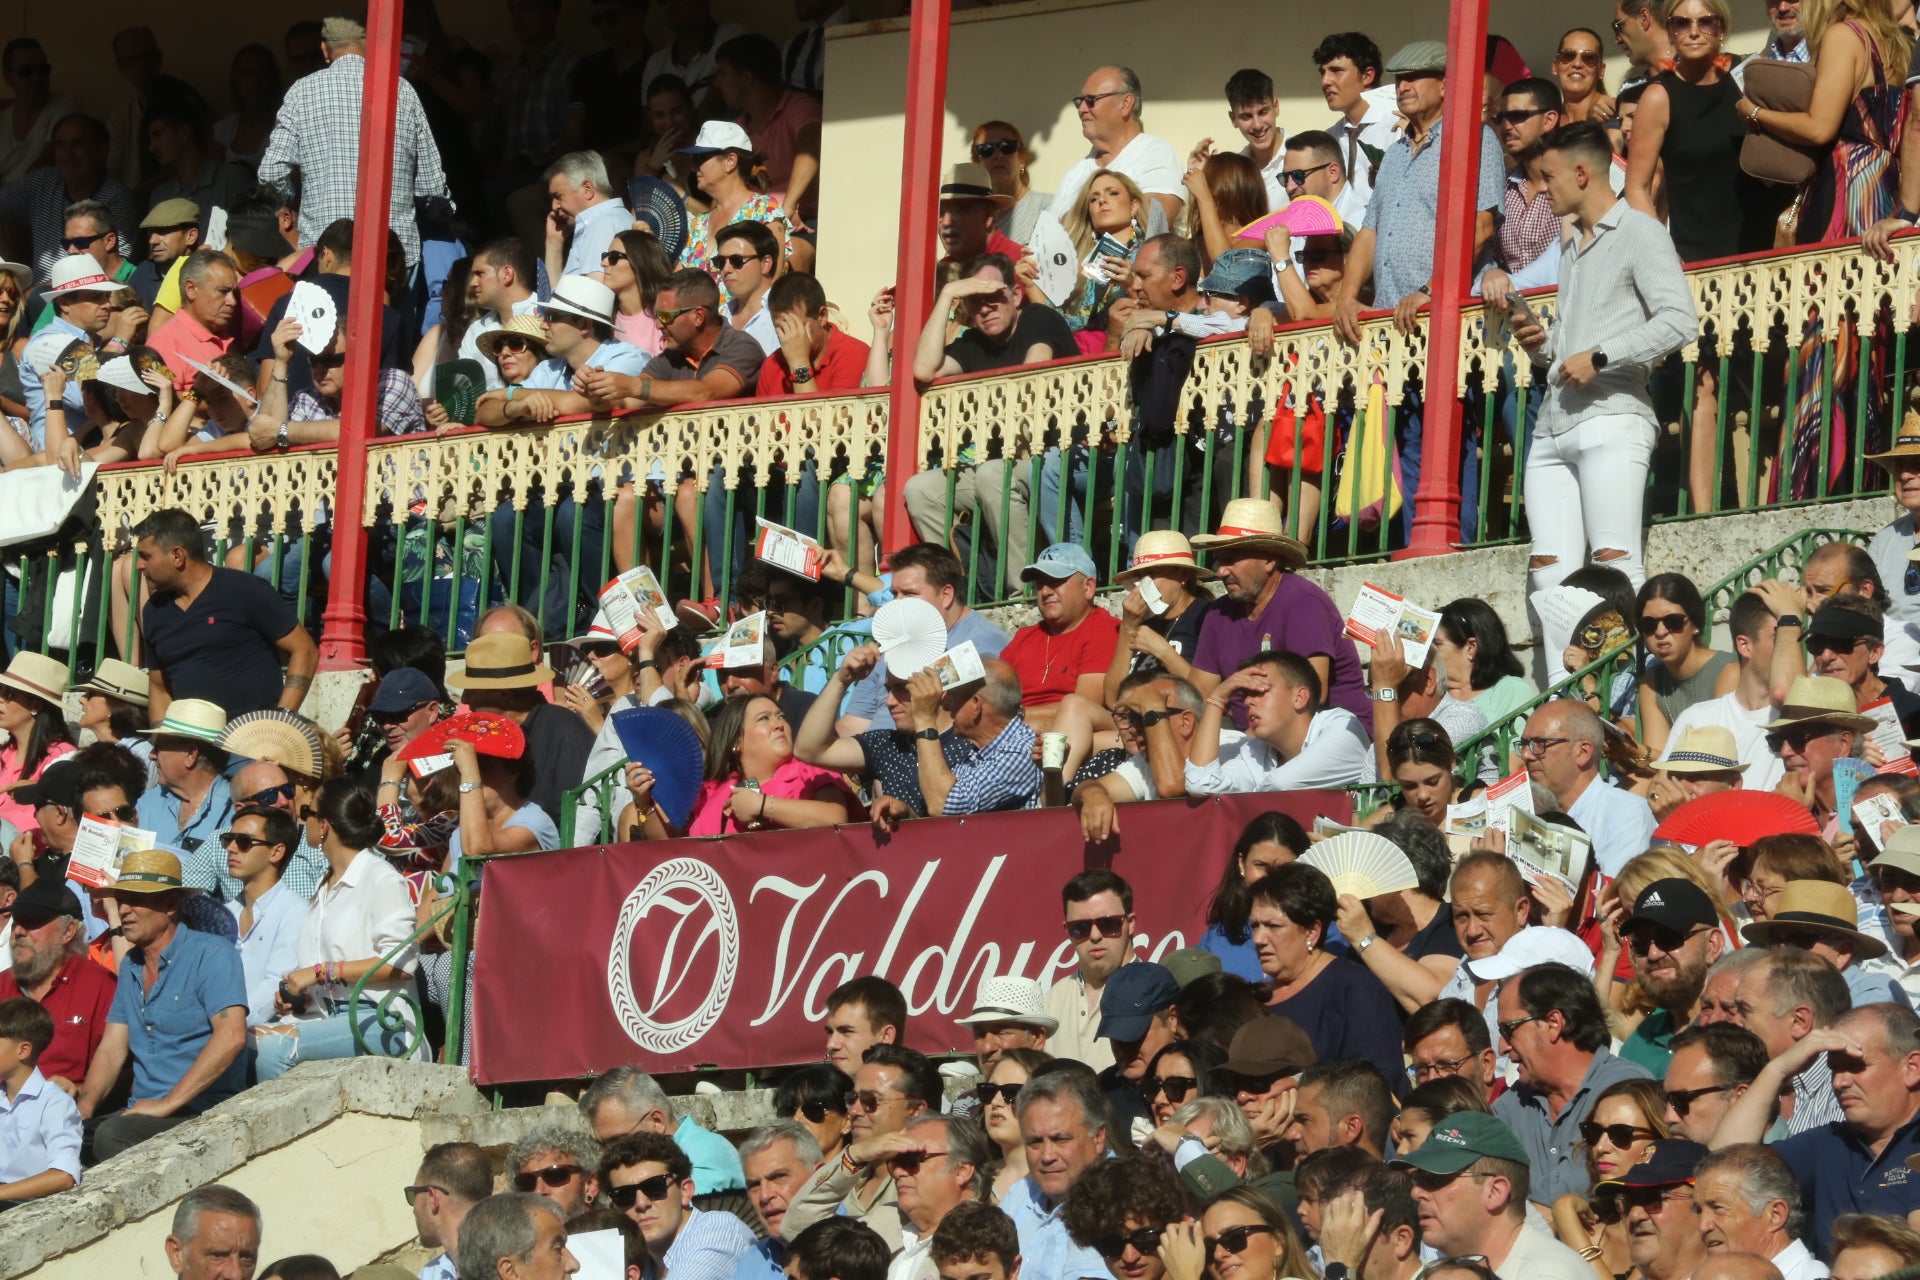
[318,0,405,669]
[881,0,952,553]
[1401,0,1491,558]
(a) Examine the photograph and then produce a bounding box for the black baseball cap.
[1625,878,1719,933]
[16,759,83,810]
[10,879,85,929]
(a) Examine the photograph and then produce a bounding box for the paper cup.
[1041,733,1069,771]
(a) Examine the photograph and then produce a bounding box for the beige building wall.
[813,0,1776,315]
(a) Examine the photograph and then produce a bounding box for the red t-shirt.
[0,952,118,1085]
[755,325,871,397]
[1001,609,1121,707]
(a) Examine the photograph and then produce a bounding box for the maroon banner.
[469,791,1347,1085]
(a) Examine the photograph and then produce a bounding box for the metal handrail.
[346,855,479,1064]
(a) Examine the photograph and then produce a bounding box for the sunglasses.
[1071,90,1125,110]
[89,804,140,822]
[974,139,1021,159]
[1766,726,1835,754]
[1149,1074,1198,1104]
[512,1164,583,1192]
[886,1147,948,1173]
[241,782,296,806]
[845,1090,905,1113]
[1806,636,1866,657]
[298,804,319,821]
[309,351,347,371]
[1095,1227,1165,1260]
[403,1183,447,1206]
[372,700,437,727]
[1662,1083,1731,1117]
[1638,612,1690,636]
[1621,1186,1693,1211]
[602,250,630,265]
[1065,915,1126,942]
[796,1100,843,1123]
[1555,49,1602,66]
[1224,1070,1284,1096]
[579,642,621,659]
[608,1173,676,1207]
[1204,1225,1274,1256]
[975,1081,1023,1107]
[1496,1015,1537,1039]
[1282,162,1332,187]
[656,304,699,324]
[493,335,535,355]
[1626,925,1710,955]
[1579,1121,1657,1147]
[1667,14,1724,32]
[218,831,275,851]
[62,231,107,251]
[1496,108,1550,126]
[715,254,768,270]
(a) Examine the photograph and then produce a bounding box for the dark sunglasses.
[1806,635,1864,657]
[886,1147,948,1173]
[218,831,275,851]
[62,232,106,251]
[1555,49,1602,66]
[715,253,768,270]
[1662,1083,1730,1117]
[655,304,698,324]
[88,804,139,822]
[513,1164,583,1191]
[1766,725,1834,754]
[403,1183,446,1205]
[1282,162,1332,186]
[1496,108,1550,126]
[602,250,630,265]
[241,782,296,805]
[1150,1074,1198,1104]
[845,1090,904,1113]
[309,351,347,371]
[975,1081,1023,1107]
[493,335,535,355]
[298,804,319,821]
[1667,14,1724,32]
[372,700,437,726]
[1579,1121,1657,1147]
[1621,1185,1693,1211]
[1095,1227,1165,1260]
[1626,925,1710,955]
[1204,1225,1274,1256]
[1638,612,1690,636]
[1071,90,1125,110]
[608,1174,675,1207]
[796,1100,843,1123]
[1224,1069,1284,1096]
[974,139,1021,159]
[1065,915,1126,941]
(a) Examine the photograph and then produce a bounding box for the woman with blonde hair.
[1553,1078,1671,1280]
[971,120,1052,245]
[0,260,28,427]
[1596,844,1738,1039]
[1055,168,1149,344]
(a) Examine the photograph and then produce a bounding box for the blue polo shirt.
[107,925,249,1109]
[1774,1112,1920,1257]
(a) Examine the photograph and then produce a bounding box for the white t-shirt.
[1495,1221,1603,1280]
[1184,708,1372,794]
[1048,131,1185,226]
[1658,689,1784,793]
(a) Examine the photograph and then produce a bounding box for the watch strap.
[915,728,940,741]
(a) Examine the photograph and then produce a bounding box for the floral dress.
[678,194,793,280]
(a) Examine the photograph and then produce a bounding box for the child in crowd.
[0,996,83,1206]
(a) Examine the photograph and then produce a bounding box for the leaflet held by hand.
[929,641,986,691]
[755,518,824,580]
[1343,582,1441,669]
[67,816,159,888]
[598,567,677,651]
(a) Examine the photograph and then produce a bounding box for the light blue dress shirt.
[225,878,311,1026]
[0,1067,83,1187]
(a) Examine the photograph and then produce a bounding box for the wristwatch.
[1898,207,1920,225]
[459,781,483,794]
[915,728,940,742]
[1776,614,1804,630]
[1591,350,1610,371]
[1355,936,1377,953]
[1375,686,1399,702]
[792,365,814,385]
[275,421,291,450]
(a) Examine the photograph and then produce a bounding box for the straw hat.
[111,848,201,897]
[1114,530,1210,583]
[445,632,555,691]
[140,698,228,744]
[0,260,31,295]
[939,162,1014,209]
[0,652,69,709]
[1866,424,1920,470]
[219,709,325,777]
[1769,675,1876,734]
[1659,726,1749,776]
[476,314,551,365]
[1741,880,1888,960]
[75,658,149,707]
[1189,498,1309,569]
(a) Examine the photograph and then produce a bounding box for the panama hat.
[955,975,1058,1033]
[445,632,555,692]
[140,698,228,744]
[0,652,69,709]
[476,314,551,364]
[44,254,119,298]
[1769,675,1876,734]
[1115,530,1210,583]
[1867,424,1920,469]
[939,162,1014,209]
[1659,726,1749,776]
[0,260,31,294]
[1741,879,1889,960]
[539,275,616,326]
[75,658,149,706]
[219,709,326,777]
[1190,498,1309,568]
[111,848,202,896]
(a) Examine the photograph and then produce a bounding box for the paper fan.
[288,280,338,355]
[1652,790,1821,846]
[1301,830,1419,899]
[219,709,325,776]
[611,706,705,832]
[23,331,79,377]
[184,355,258,407]
[628,177,689,264]
[434,359,487,427]
[1240,196,1344,244]
[1029,217,1081,307]
[871,597,947,675]
[398,711,527,763]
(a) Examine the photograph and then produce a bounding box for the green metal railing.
[348,854,480,1065]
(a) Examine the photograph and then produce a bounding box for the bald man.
[1693,1256,1785,1280]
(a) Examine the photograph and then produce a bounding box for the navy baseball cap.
[369,667,441,715]
[1021,542,1100,585]
[1098,962,1180,1042]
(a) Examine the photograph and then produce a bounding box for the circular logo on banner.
[606,857,740,1055]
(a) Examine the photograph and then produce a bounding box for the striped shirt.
[662,1206,757,1280]
[0,170,137,278]
[942,716,1042,815]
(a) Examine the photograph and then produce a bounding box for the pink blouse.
[0,739,77,833]
[614,309,664,357]
[687,757,863,837]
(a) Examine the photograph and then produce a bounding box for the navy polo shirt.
[107,925,249,1109]
[141,566,300,717]
[1774,1112,1920,1258]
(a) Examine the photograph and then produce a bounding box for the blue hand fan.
[611,706,705,833]
[627,177,689,264]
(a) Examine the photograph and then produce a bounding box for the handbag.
[1740,59,1822,185]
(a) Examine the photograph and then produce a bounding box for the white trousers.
[1525,412,1655,594]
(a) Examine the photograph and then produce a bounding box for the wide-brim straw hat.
[111,848,203,897]
[1740,879,1888,960]
[139,698,227,744]
[1115,530,1210,583]
[0,652,70,709]
[939,162,1015,209]
[476,314,551,364]
[446,633,555,691]
[219,709,326,777]
[75,658,149,707]
[1769,675,1877,734]
[1866,423,1920,469]
[1660,725,1749,776]
[1189,498,1309,568]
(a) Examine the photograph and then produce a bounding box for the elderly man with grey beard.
[0,879,116,1092]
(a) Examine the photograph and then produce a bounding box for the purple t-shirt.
[1191,573,1372,734]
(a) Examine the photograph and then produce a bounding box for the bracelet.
[636,659,658,671]
[1205,698,1230,710]
[841,1147,862,1175]
[1579,1247,1605,1262]
[377,779,402,790]
[1744,102,1763,126]
[759,791,770,818]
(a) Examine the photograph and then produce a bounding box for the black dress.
[1655,70,1781,261]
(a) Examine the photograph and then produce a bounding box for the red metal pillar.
[1401,0,1491,558]
[317,0,405,670]
[881,0,952,553]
